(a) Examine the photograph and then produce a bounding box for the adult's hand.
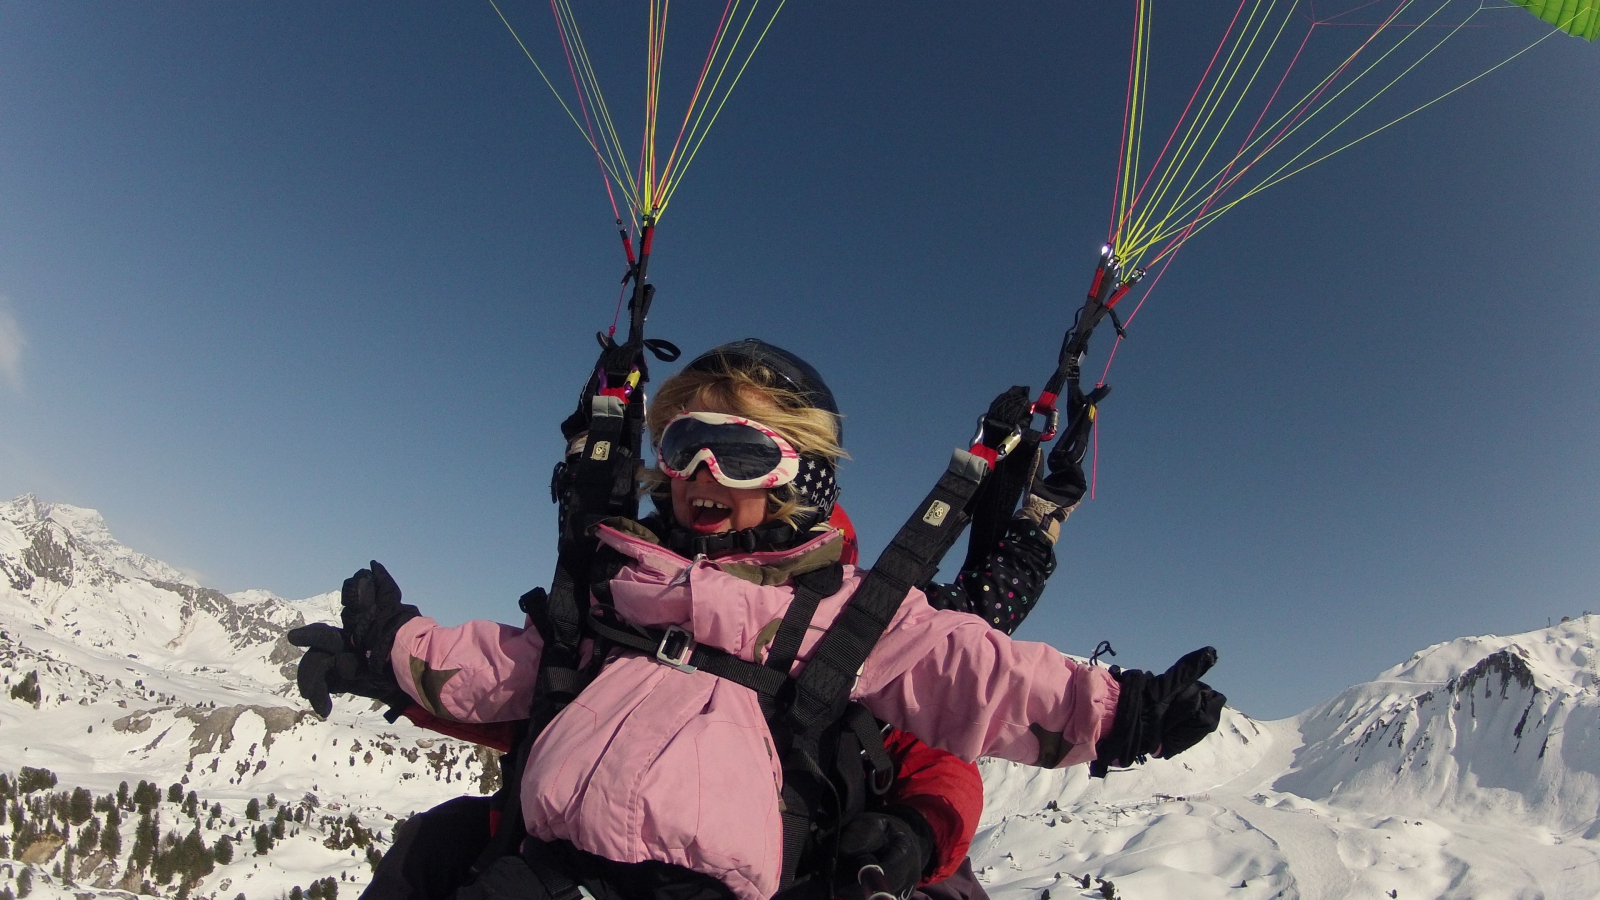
[835,807,935,899]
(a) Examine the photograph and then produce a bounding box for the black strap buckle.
[656,625,697,673]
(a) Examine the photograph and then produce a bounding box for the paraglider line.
[1090,414,1101,500]
[659,0,737,198]
[549,0,626,227]
[1115,0,1252,244]
[1108,0,1141,244]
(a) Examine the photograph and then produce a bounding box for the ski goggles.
[656,411,802,489]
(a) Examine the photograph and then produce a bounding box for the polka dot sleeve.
[922,516,1058,635]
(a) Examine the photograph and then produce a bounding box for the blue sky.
[1,2,1596,719]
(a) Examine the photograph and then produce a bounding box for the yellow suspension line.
[571,3,645,218]
[1122,0,1269,251]
[656,0,788,218]
[487,0,634,206]
[1134,0,1459,256]
[1148,1,1554,255]
[1117,0,1153,250]
[1125,0,1425,259]
[556,0,640,210]
[1137,0,1423,248]
[657,0,743,205]
[1127,0,1300,260]
[1111,0,1145,247]
[1125,0,1284,255]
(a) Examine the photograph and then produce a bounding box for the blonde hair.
[646,358,845,528]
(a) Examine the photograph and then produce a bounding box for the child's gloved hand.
[1020,384,1110,542]
[1089,646,1226,778]
[287,561,418,718]
[835,806,935,899]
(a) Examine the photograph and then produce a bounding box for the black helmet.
[682,339,840,442]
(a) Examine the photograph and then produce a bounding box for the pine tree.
[15,768,55,794]
[130,812,157,870]
[9,670,40,705]
[133,781,160,814]
[117,781,130,810]
[178,827,213,885]
[75,816,100,854]
[166,783,183,805]
[253,824,271,856]
[14,868,30,898]
[245,798,260,821]
[68,787,92,825]
[213,834,234,865]
[100,811,122,859]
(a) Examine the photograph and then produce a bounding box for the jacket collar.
[596,518,844,587]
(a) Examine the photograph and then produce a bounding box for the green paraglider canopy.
[1514,0,1599,40]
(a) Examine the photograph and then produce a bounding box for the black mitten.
[1089,646,1226,778]
[835,806,935,899]
[286,560,419,718]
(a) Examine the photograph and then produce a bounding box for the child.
[298,340,1222,900]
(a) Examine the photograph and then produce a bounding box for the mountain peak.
[2,493,197,587]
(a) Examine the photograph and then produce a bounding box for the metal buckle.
[655,625,698,673]
[970,417,1025,464]
[1031,402,1060,441]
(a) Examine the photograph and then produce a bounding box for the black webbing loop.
[521,839,589,900]
[844,703,895,796]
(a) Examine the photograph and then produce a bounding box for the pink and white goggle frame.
[656,411,802,490]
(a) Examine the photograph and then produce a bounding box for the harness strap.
[586,606,792,698]
[665,520,798,558]
[784,450,990,746]
[774,449,991,892]
[521,840,590,900]
[765,566,845,677]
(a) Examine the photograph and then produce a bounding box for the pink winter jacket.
[391,524,1119,900]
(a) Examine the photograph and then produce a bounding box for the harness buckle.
[656,625,698,673]
[970,416,1025,463]
[1031,402,1060,441]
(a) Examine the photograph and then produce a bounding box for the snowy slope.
[0,496,495,899]
[2,493,1596,899]
[970,623,1600,900]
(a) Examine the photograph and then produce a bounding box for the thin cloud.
[0,296,23,394]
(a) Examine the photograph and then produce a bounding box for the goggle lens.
[658,413,799,488]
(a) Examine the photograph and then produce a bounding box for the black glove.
[1089,646,1226,778]
[1033,383,1111,508]
[835,806,935,899]
[1019,384,1109,542]
[286,561,420,718]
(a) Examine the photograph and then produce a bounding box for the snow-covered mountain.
[970,623,1600,900]
[0,496,497,899]
[2,494,1596,899]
